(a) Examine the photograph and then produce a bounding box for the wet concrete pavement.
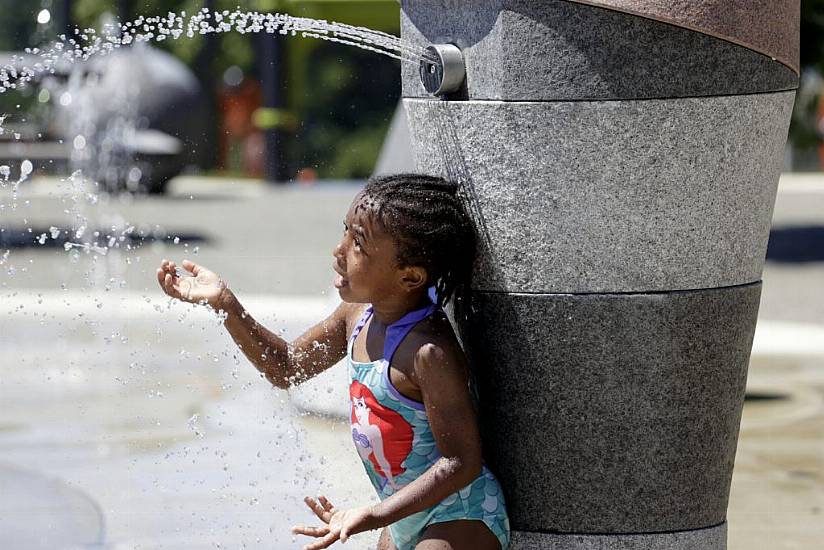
[1,174,823,549]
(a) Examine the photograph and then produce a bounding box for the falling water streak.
[0,8,436,96]
[425,101,491,249]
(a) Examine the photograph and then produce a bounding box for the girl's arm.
[368,341,484,525]
[218,289,355,389]
[157,259,358,389]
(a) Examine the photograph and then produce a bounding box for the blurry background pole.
[191,0,218,171]
[117,0,130,23]
[259,30,288,183]
[60,0,73,36]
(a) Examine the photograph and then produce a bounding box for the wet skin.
[157,192,501,550]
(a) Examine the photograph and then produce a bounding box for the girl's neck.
[370,291,433,326]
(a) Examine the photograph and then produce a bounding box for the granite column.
[400,1,798,548]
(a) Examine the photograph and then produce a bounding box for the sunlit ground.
[1,174,822,549]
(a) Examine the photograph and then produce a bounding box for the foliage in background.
[0,3,52,117]
[0,3,37,51]
[791,0,824,152]
[801,0,824,73]
[74,0,256,74]
[70,0,398,179]
[296,42,398,179]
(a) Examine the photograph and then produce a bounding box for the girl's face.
[332,195,407,304]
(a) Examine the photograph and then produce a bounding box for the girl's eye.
[353,238,362,250]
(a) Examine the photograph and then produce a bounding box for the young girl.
[156,173,510,550]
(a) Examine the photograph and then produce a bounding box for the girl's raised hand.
[292,495,377,549]
[156,259,226,309]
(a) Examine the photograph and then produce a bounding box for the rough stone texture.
[405,92,794,294]
[510,523,726,550]
[458,285,760,532]
[568,0,799,73]
[400,0,797,101]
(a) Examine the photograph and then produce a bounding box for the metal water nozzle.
[419,44,465,96]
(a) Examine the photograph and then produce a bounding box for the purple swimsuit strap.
[350,306,373,346]
[349,300,440,364]
[382,303,439,364]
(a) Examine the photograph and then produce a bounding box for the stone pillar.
[400,1,798,548]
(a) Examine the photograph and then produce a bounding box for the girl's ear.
[399,265,428,292]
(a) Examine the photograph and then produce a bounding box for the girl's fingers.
[317,495,336,513]
[160,260,175,278]
[291,525,329,537]
[157,269,172,296]
[164,273,180,299]
[163,273,174,296]
[182,259,199,275]
[303,497,331,522]
[303,530,339,550]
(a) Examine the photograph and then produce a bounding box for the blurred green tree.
[791,0,824,152]
[801,0,824,73]
[71,0,399,179]
[73,0,400,179]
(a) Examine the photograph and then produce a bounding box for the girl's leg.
[378,527,399,550]
[415,520,501,550]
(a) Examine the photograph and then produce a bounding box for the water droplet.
[20,159,33,178]
[37,9,51,25]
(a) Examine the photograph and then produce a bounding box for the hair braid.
[362,173,476,308]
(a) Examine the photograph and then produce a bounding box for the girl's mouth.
[332,260,349,288]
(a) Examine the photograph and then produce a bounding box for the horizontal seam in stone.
[473,280,761,297]
[402,87,797,103]
[514,519,727,537]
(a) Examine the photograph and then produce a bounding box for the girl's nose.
[333,240,345,259]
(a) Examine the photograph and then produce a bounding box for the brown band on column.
[564,0,800,74]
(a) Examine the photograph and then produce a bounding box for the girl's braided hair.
[361,173,476,308]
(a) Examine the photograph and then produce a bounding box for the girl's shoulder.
[393,311,466,373]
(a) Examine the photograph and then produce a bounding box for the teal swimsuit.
[347,302,510,549]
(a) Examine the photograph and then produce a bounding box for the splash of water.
[0,8,435,95]
[0,155,35,214]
